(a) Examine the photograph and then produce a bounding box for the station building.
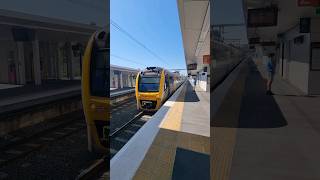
[178,0,210,91]
[110,65,139,90]
[245,0,320,94]
[0,0,106,86]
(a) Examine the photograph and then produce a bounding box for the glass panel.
[90,48,109,97]
[138,77,160,92]
[311,48,320,70]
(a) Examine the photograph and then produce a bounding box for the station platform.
[0,80,81,115]
[111,80,210,180]
[212,57,320,180]
[110,87,135,98]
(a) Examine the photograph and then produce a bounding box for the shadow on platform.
[176,81,200,102]
[237,61,287,128]
[213,60,287,129]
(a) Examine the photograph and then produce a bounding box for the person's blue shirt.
[266,57,274,73]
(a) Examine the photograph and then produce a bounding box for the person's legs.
[266,72,274,95]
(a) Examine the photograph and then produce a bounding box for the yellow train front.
[135,67,183,111]
[82,29,108,153]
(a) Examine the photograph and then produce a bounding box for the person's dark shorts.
[267,71,274,81]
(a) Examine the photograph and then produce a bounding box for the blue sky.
[110,0,186,74]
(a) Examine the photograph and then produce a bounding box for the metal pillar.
[32,36,41,85]
[16,42,26,85]
[119,72,123,89]
[66,42,74,80]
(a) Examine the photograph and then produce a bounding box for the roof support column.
[119,71,123,89]
[16,42,26,85]
[65,42,74,80]
[32,32,42,85]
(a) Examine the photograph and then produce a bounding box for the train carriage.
[135,67,183,111]
[82,29,109,153]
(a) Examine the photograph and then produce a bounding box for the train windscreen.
[90,48,109,97]
[138,76,160,92]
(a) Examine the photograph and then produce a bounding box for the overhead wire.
[111,54,146,67]
[110,19,169,67]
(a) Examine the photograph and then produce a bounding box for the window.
[90,47,109,97]
[311,43,320,71]
[138,76,160,92]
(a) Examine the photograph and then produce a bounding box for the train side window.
[90,47,108,97]
[170,77,174,85]
[165,75,169,90]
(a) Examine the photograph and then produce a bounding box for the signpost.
[297,0,320,6]
[247,7,278,27]
[187,63,197,70]
[203,55,210,64]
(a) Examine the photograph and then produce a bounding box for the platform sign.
[187,63,197,70]
[297,0,320,6]
[203,55,210,64]
[247,7,278,27]
[300,17,311,33]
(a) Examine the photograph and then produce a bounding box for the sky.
[110,0,186,74]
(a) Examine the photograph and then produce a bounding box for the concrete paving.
[212,58,320,180]
[133,81,210,180]
[0,80,80,100]
[0,84,22,90]
[0,80,81,114]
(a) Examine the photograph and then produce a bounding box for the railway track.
[77,93,155,179]
[0,111,86,168]
[76,156,108,180]
[110,111,153,158]
[76,111,153,180]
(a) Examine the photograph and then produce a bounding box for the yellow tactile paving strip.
[159,85,186,131]
[210,63,249,180]
[133,85,210,180]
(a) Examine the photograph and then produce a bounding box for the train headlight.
[90,103,96,110]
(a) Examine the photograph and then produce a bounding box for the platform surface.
[0,80,81,114]
[132,81,210,180]
[211,58,320,180]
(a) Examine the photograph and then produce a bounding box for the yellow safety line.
[211,64,249,180]
[133,85,187,180]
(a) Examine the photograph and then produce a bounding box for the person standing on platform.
[193,76,197,91]
[266,53,275,95]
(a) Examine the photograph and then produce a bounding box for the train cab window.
[90,47,109,97]
[138,76,160,92]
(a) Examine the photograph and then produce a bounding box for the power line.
[168,69,187,70]
[111,54,146,66]
[110,19,169,66]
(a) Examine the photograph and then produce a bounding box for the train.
[82,29,108,153]
[135,67,184,111]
